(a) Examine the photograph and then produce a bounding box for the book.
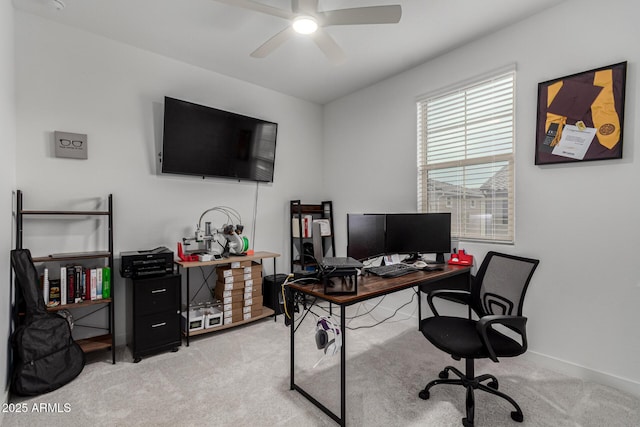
[66,266,75,304]
[303,215,313,238]
[313,219,332,236]
[60,266,67,306]
[43,267,49,305]
[292,217,301,238]
[85,268,92,301]
[96,268,103,299]
[102,267,111,299]
[49,279,61,306]
[90,268,97,300]
[74,266,83,303]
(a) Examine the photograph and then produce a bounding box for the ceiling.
[14,0,566,104]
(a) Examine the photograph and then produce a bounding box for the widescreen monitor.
[385,213,451,263]
[346,214,386,261]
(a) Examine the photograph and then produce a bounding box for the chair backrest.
[471,251,539,318]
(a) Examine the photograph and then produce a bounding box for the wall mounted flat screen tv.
[161,96,278,182]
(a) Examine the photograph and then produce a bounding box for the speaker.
[315,316,342,356]
[263,273,289,315]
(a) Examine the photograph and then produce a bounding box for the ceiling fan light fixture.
[52,0,66,10]
[292,16,318,35]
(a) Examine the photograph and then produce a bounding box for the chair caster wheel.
[487,380,499,389]
[462,417,474,427]
[439,370,449,379]
[511,411,524,422]
[418,390,430,400]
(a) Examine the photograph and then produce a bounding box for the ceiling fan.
[214,0,402,64]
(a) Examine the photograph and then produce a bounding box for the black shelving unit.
[14,190,116,364]
[289,200,335,273]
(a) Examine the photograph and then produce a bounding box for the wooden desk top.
[175,251,280,269]
[289,264,471,306]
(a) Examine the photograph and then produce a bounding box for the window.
[417,69,515,243]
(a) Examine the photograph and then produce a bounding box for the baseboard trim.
[363,297,640,398]
[523,350,640,398]
[0,389,8,425]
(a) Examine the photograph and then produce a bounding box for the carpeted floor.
[3,308,640,427]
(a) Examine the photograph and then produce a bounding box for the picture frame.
[535,61,627,165]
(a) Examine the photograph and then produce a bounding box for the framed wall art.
[535,61,627,165]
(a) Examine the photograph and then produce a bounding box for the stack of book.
[41,266,111,307]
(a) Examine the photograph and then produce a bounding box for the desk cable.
[281,275,322,333]
[292,287,419,332]
[190,265,217,304]
[348,288,418,330]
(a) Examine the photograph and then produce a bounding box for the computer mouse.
[413,261,427,269]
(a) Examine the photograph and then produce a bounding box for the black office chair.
[419,251,539,427]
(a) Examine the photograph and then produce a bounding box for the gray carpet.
[3,310,640,427]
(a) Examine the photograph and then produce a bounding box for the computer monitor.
[347,214,386,261]
[384,213,451,263]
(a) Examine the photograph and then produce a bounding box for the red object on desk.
[448,249,474,266]
[177,242,199,262]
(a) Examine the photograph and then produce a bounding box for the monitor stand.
[401,253,422,263]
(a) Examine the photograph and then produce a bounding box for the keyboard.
[367,263,418,278]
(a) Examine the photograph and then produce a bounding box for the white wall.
[14,12,325,346]
[12,0,640,399]
[324,0,640,395]
[1,0,16,408]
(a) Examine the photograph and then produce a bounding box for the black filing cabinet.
[128,274,181,362]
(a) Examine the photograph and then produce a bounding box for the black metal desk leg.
[186,268,190,347]
[340,304,346,426]
[273,258,277,322]
[417,286,422,330]
[290,290,295,390]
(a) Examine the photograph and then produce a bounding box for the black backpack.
[10,249,85,396]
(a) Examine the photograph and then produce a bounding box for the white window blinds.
[417,70,515,243]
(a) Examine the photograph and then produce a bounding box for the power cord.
[296,289,418,331]
[281,274,295,321]
[348,290,418,330]
[190,266,216,304]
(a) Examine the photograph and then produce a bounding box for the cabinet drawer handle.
[151,288,167,294]
[151,322,167,328]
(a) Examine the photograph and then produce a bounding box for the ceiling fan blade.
[250,27,295,58]
[214,0,293,20]
[312,28,346,64]
[292,0,318,14]
[320,5,402,26]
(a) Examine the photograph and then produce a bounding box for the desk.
[175,251,279,346]
[288,265,471,426]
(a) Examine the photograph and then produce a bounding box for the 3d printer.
[180,206,250,261]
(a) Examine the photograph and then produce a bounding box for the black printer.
[120,246,174,278]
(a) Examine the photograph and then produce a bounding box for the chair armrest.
[476,315,528,362]
[426,289,472,317]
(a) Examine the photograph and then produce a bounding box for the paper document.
[552,125,597,160]
[313,219,332,236]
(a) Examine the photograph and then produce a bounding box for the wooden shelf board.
[183,307,275,337]
[33,251,111,262]
[77,334,112,353]
[47,298,112,312]
[176,251,279,268]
